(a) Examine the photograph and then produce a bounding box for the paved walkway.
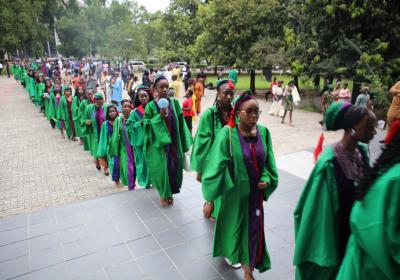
[0,77,122,218]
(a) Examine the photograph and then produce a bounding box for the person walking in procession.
[143,74,193,207]
[202,94,279,280]
[294,102,377,280]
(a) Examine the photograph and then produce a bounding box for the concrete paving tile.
[0,226,28,246]
[0,255,30,280]
[178,258,222,280]
[144,217,175,235]
[165,242,202,266]
[127,236,161,259]
[154,229,185,249]
[30,263,70,280]
[97,244,133,268]
[136,251,174,276]
[105,261,143,280]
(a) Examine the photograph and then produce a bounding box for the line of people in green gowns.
[11,62,399,280]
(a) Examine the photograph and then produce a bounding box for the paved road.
[0,77,122,218]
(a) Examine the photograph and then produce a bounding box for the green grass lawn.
[202,73,353,91]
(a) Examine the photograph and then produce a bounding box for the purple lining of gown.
[107,121,120,182]
[237,126,266,268]
[155,100,180,195]
[122,118,136,190]
[95,106,105,139]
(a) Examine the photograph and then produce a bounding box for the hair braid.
[356,130,400,200]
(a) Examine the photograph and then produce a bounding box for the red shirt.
[182,97,194,117]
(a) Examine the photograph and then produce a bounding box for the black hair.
[106,105,118,121]
[133,89,153,108]
[356,128,400,200]
[121,99,131,106]
[186,89,193,97]
[74,86,84,96]
[337,105,370,130]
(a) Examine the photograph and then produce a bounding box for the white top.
[272,84,284,96]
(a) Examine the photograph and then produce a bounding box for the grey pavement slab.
[0,171,301,279]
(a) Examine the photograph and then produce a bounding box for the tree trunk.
[250,69,256,95]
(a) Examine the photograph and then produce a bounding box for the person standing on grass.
[97,105,121,186]
[202,94,278,280]
[294,102,377,280]
[143,74,193,207]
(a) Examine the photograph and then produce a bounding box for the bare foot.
[160,198,168,207]
[115,181,122,188]
[167,197,174,205]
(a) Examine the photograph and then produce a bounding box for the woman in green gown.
[127,85,153,188]
[43,78,52,119]
[202,95,279,280]
[143,74,193,206]
[97,105,121,186]
[191,79,235,220]
[337,120,400,280]
[48,84,63,132]
[82,93,107,172]
[34,74,45,111]
[72,86,85,144]
[57,86,76,140]
[110,100,136,190]
[79,88,94,151]
[293,102,377,280]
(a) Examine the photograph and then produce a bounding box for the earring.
[350,129,357,137]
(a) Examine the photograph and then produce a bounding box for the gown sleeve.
[293,152,340,268]
[143,102,171,147]
[259,127,278,200]
[97,122,109,158]
[126,111,143,147]
[201,126,235,202]
[109,117,121,157]
[190,109,213,173]
[386,178,400,266]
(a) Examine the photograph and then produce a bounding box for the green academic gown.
[143,98,193,199]
[191,105,224,217]
[336,163,400,280]
[57,96,75,138]
[72,96,83,138]
[202,125,278,272]
[48,90,62,129]
[228,69,238,85]
[127,107,150,188]
[35,82,45,107]
[82,104,107,158]
[78,100,91,151]
[293,144,369,280]
[97,120,118,182]
[28,77,35,100]
[44,89,52,120]
[109,116,136,189]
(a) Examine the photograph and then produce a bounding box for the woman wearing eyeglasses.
[202,94,279,280]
